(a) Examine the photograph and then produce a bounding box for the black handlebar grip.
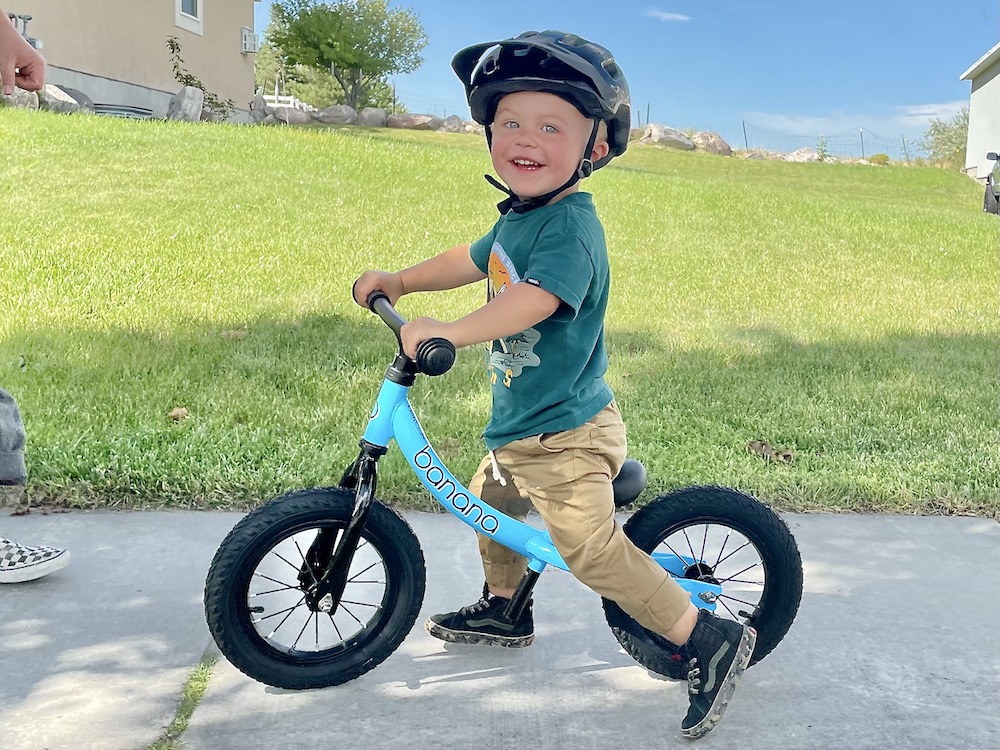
[415,337,456,376]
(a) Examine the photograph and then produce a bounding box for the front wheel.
[603,486,802,680]
[204,487,426,689]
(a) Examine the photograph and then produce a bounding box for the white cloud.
[744,101,967,141]
[643,8,691,22]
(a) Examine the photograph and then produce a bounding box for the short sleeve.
[522,231,595,315]
[470,224,499,274]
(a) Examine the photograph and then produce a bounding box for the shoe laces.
[460,597,496,616]
[686,658,702,695]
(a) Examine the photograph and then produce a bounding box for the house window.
[176,0,204,35]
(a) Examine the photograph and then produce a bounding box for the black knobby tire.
[984,179,999,214]
[603,486,802,680]
[204,487,426,689]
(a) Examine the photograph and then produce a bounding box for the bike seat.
[612,458,647,508]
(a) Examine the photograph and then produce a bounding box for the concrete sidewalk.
[1,508,998,750]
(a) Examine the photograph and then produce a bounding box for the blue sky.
[254,1,997,154]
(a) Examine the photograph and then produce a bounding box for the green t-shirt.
[469,191,613,450]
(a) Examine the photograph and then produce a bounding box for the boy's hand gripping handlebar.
[366,291,456,376]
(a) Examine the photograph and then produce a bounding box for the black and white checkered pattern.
[0,537,70,583]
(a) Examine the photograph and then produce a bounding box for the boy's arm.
[353,244,484,307]
[401,282,560,357]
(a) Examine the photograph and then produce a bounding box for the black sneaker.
[425,587,534,648]
[680,609,757,740]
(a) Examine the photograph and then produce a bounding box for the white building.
[961,41,1000,182]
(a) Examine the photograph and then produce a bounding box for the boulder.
[0,87,39,110]
[166,86,204,122]
[249,94,269,122]
[358,107,388,127]
[224,109,256,125]
[387,113,443,131]
[270,107,313,125]
[438,114,466,133]
[38,84,80,114]
[639,123,694,150]
[691,131,732,156]
[785,148,819,163]
[314,104,357,125]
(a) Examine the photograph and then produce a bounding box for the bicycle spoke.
[293,538,319,587]
[719,593,759,608]
[699,525,708,568]
[288,610,314,654]
[252,584,300,596]
[716,561,762,584]
[254,597,306,623]
[713,528,733,569]
[253,571,294,588]
[714,540,751,568]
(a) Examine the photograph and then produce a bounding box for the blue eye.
[543,124,558,133]
[502,120,519,129]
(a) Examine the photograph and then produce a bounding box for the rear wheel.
[205,488,426,689]
[603,486,802,679]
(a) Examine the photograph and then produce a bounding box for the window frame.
[175,0,203,36]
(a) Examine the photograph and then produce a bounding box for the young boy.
[353,30,755,740]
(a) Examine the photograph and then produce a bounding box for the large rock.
[314,104,357,125]
[387,113,443,131]
[785,147,820,163]
[249,94,269,122]
[691,131,732,156]
[270,107,313,124]
[0,87,39,110]
[224,109,256,125]
[166,86,204,122]
[438,114,466,133]
[39,84,93,114]
[358,107,388,127]
[639,124,695,150]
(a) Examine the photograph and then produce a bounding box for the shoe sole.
[681,625,757,741]
[0,549,71,584]
[424,619,534,648]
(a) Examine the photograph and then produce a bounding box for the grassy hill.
[0,108,996,516]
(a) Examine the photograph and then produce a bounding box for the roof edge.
[961,40,1000,80]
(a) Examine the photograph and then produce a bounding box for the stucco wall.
[964,54,1000,182]
[8,0,256,112]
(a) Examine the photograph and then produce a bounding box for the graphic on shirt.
[487,241,541,387]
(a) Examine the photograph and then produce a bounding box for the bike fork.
[304,441,386,613]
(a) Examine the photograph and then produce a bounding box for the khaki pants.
[469,401,692,635]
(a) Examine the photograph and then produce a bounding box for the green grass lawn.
[1,108,996,516]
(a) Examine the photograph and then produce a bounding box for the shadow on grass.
[1,316,996,514]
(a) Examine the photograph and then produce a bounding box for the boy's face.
[490,90,609,203]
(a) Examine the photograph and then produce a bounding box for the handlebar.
[366,291,456,376]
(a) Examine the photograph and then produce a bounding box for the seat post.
[503,569,540,621]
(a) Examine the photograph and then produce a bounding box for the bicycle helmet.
[452,30,631,213]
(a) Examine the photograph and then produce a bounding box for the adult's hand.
[0,12,46,95]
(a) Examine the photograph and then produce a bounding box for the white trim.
[175,0,204,36]
[961,41,1000,81]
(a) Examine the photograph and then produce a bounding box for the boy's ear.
[590,139,610,163]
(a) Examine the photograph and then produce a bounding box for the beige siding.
[10,0,256,107]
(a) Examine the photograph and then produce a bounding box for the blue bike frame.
[361,376,722,611]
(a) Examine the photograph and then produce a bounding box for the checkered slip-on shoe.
[0,537,70,583]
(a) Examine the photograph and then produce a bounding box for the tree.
[918,107,968,170]
[255,38,343,108]
[268,0,426,110]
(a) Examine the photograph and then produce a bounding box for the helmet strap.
[484,120,601,215]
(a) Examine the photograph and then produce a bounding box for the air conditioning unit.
[241,28,260,54]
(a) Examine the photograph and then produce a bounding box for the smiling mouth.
[512,158,544,170]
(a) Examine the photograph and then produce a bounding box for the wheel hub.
[684,561,720,586]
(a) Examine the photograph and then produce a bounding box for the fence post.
[742,120,748,150]
[859,128,865,160]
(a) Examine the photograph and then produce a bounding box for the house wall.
[964,55,1000,182]
[8,0,257,116]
